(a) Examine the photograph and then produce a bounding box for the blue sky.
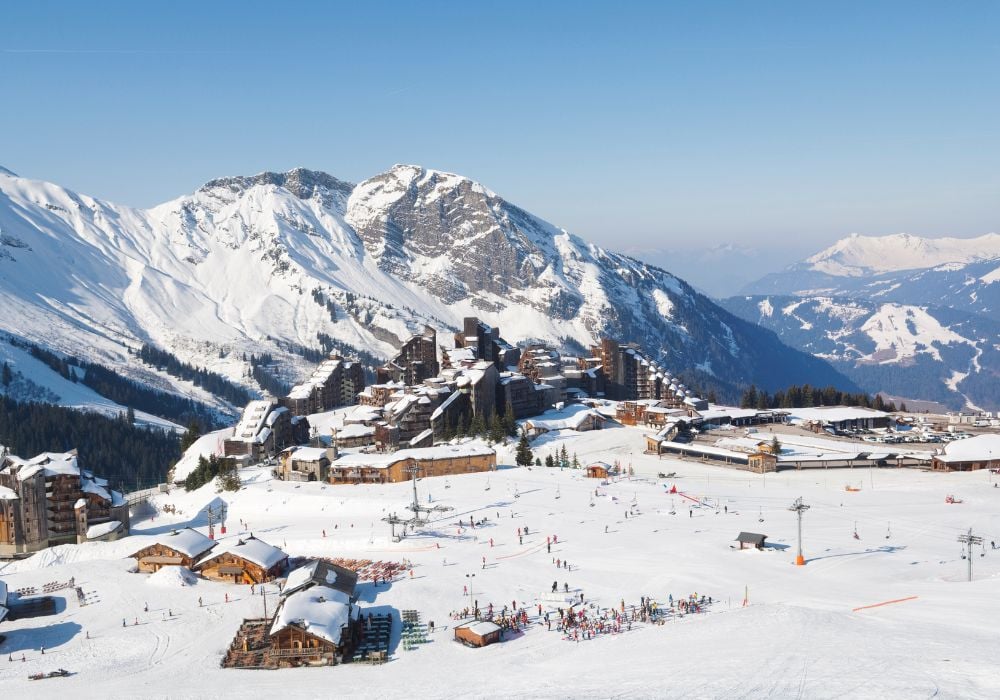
[2,1,997,287]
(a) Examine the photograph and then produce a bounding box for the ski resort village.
[1,317,1000,698]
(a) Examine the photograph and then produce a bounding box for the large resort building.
[0,449,130,558]
[223,400,309,461]
[281,354,365,417]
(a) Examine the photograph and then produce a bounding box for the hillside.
[720,295,1000,410]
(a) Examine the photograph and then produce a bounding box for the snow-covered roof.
[270,584,355,646]
[146,528,216,558]
[6,451,80,481]
[0,579,7,607]
[935,434,1000,462]
[524,405,603,432]
[430,390,462,421]
[287,357,343,399]
[458,620,501,636]
[409,428,434,446]
[87,520,122,539]
[232,400,280,443]
[786,406,888,423]
[283,560,358,599]
[331,443,496,470]
[288,446,328,462]
[82,479,112,501]
[198,537,287,570]
[0,485,16,500]
[336,424,375,439]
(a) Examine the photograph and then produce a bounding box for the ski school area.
[2,423,1000,698]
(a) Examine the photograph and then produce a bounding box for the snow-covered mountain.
[744,233,1000,321]
[730,233,1000,410]
[721,295,1000,411]
[0,164,854,416]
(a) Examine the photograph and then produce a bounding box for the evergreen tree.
[488,413,506,444]
[770,435,782,455]
[503,402,518,437]
[545,453,554,468]
[899,402,908,413]
[469,413,486,438]
[515,432,533,466]
[180,419,203,452]
[572,453,580,469]
[126,406,136,425]
[706,389,718,404]
[559,444,569,469]
[534,457,542,467]
[1,361,11,387]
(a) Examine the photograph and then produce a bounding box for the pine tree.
[572,453,580,469]
[770,435,781,455]
[545,454,554,468]
[126,406,136,425]
[559,444,569,469]
[503,402,518,437]
[515,432,533,466]
[1,361,11,388]
[534,457,542,467]
[469,413,486,438]
[180,420,202,452]
[489,413,506,444]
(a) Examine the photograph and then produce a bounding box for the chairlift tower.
[958,528,983,582]
[205,503,227,539]
[381,465,452,538]
[788,497,810,566]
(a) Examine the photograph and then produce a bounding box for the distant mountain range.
[0,165,855,421]
[725,233,1000,410]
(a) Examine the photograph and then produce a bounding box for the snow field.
[2,424,1000,698]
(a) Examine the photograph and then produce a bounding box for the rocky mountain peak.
[199,167,354,202]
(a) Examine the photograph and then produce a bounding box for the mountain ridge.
[0,164,857,418]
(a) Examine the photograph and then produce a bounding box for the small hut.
[454,620,502,648]
[586,462,612,479]
[735,532,767,550]
[748,451,778,474]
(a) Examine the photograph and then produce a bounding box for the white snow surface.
[860,304,970,362]
[807,232,1000,277]
[1,425,1000,698]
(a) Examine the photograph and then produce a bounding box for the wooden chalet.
[267,559,362,666]
[735,532,767,550]
[454,620,502,648]
[268,585,360,666]
[130,528,216,573]
[195,536,287,583]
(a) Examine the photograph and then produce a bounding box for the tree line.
[7,340,225,428]
[137,343,254,408]
[740,384,905,413]
[0,395,180,492]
